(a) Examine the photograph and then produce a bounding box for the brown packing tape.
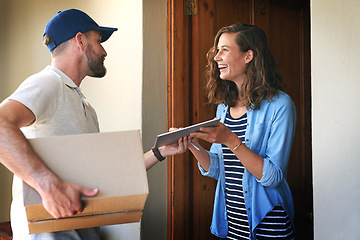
[28,210,143,234]
[25,194,148,222]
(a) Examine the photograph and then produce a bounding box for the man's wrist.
[152,147,166,162]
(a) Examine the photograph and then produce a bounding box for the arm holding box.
[0,99,98,219]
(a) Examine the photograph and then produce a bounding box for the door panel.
[266,2,313,238]
[214,0,252,28]
[168,0,312,239]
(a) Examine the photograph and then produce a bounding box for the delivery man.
[0,9,183,239]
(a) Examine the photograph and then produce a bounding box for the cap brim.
[96,26,118,43]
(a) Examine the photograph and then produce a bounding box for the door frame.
[167,0,191,239]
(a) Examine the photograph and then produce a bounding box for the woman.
[187,23,296,239]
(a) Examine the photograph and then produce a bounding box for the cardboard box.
[23,130,148,234]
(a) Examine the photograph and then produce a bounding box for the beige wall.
[141,0,168,239]
[0,0,13,223]
[311,0,360,239]
[0,166,12,223]
[0,0,167,239]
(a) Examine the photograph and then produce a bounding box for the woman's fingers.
[190,123,231,144]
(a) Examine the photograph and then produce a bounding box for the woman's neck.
[229,102,246,118]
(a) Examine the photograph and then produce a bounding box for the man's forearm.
[0,114,96,218]
[0,114,57,191]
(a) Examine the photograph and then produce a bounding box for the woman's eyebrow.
[218,44,230,48]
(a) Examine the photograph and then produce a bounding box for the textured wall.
[311,0,360,239]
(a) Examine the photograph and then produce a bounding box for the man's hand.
[159,137,190,156]
[159,127,201,157]
[144,128,197,170]
[0,100,99,219]
[39,179,98,219]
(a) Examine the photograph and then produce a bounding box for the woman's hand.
[190,122,240,149]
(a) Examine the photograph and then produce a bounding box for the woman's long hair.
[206,23,283,110]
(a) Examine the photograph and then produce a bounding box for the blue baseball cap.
[44,9,118,52]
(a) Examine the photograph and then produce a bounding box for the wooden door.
[167,0,312,239]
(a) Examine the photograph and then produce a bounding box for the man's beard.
[86,45,107,78]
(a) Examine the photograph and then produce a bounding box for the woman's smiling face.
[214,32,251,85]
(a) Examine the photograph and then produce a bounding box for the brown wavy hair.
[206,23,283,110]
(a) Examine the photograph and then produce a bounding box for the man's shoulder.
[9,66,64,103]
[26,66,62,83]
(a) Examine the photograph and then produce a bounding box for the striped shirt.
[222,109,295,240]
[222,111,249,240]
[255,205,295,239]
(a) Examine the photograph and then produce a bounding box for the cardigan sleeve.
[198,104,226,180]
[256,93,296,187]
[198,145,221,180]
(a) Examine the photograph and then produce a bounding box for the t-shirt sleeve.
[7,71,62,124]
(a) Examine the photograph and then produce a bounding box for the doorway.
[167,0,312,239]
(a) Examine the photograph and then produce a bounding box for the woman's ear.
[245,50,254,63]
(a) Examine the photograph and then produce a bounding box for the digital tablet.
[154,118,220,148]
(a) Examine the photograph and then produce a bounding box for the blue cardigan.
[198,91,296,239]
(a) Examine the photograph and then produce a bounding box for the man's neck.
[51,59,85,87]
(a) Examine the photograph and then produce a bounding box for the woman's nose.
[214,52,220,61]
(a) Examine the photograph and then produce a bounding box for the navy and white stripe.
[222,111,249,240]
[255,205,295,239]
[222,109,295,240]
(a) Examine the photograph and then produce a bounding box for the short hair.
[43,34,54,47]
[43,34,70,56]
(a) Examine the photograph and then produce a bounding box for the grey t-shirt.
[8,66,100,240]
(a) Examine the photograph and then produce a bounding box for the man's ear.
[74,32,86,51]
[245,50,254,63]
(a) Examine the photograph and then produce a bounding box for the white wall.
[311,0,360,239]
[82,1,143,132]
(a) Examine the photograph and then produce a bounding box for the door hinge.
[184,0,197,15]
